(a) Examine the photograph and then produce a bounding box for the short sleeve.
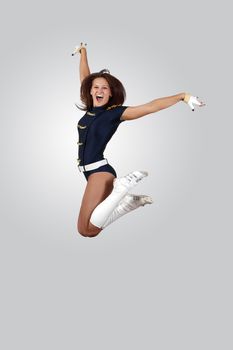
[109,105,128,124]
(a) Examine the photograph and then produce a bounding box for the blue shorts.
[83,163,117,181]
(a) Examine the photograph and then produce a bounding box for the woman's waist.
[77,158,109,172]
[78,147,106,165]
[77,154,105,166]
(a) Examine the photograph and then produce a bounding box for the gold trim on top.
[78,124,87,129]
[107,104,121,110]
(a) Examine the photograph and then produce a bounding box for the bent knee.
[77,223,102,238]
[78,230,101,238]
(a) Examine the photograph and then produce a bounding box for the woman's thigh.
[77,172,115,236]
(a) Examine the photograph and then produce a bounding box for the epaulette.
[106,104,122,110]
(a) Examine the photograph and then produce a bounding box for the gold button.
[77,142,83,146]
[78,124,87,129]
[87,112,95,116]
[77,159,81,165]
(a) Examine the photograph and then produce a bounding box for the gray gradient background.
[0,0,232,349]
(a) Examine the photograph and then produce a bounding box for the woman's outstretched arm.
[76,43,91,84]
[121,93,205,121]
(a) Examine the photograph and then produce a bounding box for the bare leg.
[77,170,149,237]
[77,172,115,237]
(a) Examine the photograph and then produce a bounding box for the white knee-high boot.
[90,170,148,228]
[102,193,153,228]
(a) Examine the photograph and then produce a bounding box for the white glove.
[71,42,87,56]
[184,93,205,111]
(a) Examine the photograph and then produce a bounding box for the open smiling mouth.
[96,95,104,102]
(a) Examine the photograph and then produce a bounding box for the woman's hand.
[184,93,206,111]
[71,42,87,56]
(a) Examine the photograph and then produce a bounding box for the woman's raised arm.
[79,44,90,84]
[72,43,91,84]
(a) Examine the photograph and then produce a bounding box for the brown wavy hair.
[79,70,126,111]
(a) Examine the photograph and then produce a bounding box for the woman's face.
[90,77,112,107]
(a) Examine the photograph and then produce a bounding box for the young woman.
[73,43,205,238]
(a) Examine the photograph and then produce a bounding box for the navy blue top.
[77,104,127,166]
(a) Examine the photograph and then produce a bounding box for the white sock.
[90,170,148,228]
[102,193,153,228]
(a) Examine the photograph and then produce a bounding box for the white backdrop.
[0,0,232,349]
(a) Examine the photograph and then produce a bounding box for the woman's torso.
[77,105,127,166]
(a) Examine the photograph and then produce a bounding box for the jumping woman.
[73,43,205,238]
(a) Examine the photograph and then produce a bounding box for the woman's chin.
[94,99,108,107]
